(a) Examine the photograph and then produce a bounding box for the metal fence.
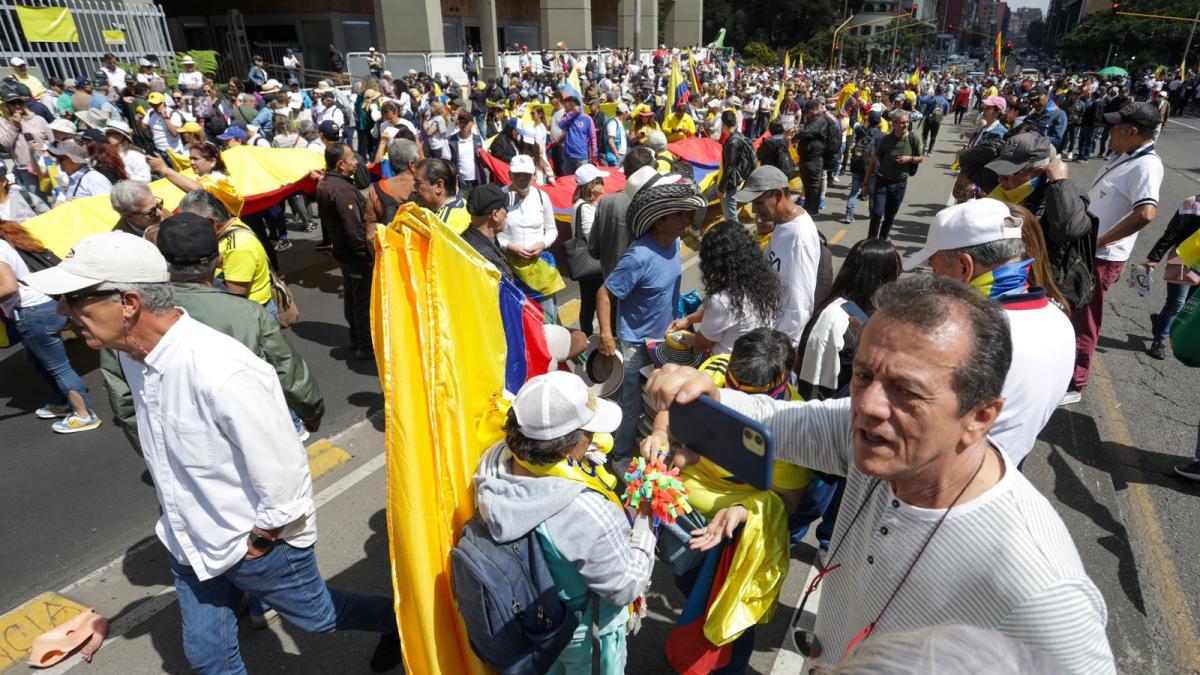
[346,49,655,87]
[0,0,172,82]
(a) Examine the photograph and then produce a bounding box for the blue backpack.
[450,514,600,674]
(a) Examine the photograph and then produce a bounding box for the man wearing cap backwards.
[558,96,597,176]
[101,212,324,451]
[49,140,112,201]
[462,183,514,281]
[645,274,1115,675]
[1064,101,1164,405]
[906,198,1074,465]
[473,370,654,672]
[317,142,374,360]
[25,232,402,673]
[9,57,45,100]
[735,165,824,345]
[596,174,706,460]
[957,132,1098,312]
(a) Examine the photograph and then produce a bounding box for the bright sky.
[1004,0,1048,11]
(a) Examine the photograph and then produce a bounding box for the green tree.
[1055,0,1195,68]
[742,41,780,66]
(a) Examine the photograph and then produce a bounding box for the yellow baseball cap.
[146,92,165,105]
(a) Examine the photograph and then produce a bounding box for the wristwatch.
[247,530,277,551]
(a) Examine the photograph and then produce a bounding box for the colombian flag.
[667,57,691,112]
[373,203,552,674]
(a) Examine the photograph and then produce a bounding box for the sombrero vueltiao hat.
[579,335,624,398]
[648,330,706,369]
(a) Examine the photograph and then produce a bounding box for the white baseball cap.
[510,154,536,175]
[903,199,1025,272]
[574,163,608,185]
[10,57,25,67]
[23,232,169,296]
[513,371,621,441]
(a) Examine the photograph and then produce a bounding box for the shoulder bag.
[564,202,602,280]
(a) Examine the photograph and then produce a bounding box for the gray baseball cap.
[985,133,1055,176]
[733,166,790,202]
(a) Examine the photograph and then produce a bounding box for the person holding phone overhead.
[645,275,1115,675]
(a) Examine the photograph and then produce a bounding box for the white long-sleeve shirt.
[719,392,1116,675]
[120,313,316,580]
[121,148,152,183]
[498,186,557,251]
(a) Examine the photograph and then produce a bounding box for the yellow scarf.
[987,176,1039,205]
[512,452,624,512]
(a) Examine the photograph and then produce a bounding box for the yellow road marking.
[1092,356,1200,670]
[557,298,581,329]
[306,440,352,481]
[829,229,848,246]
[0,592,88,671]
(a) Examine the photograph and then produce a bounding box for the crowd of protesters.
[4,40,1199,674]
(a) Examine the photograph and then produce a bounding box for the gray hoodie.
[473,443,655,608]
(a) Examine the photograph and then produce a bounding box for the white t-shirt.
[427,116,450,159]
[456,134,477,181]
[121,148,152,182]
[571,199,596,241]
[991,294,1075,464]
[0,239,53,314]
[698,289,772,355]
[146,109,183,152]
[315,104,345,127]
[177,70,204,92]
[765,211,822,343]
[1089,142,1163,262]
[799,297,855,392]
[101,66,127,92]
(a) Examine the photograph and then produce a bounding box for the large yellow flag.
[373,204,504,675]
[15,6,78,43]
[908,65,921,86]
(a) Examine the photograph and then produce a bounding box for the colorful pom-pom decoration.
[623,456,692,526]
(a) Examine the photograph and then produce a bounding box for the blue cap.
[75,76,91,87]
[217,125,248,142]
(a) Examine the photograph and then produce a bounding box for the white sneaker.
[35,404,70,419]
[1059,390,1082,406]
[52,412,102,433]
[298,428,311,443]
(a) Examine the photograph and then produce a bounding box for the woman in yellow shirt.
[662,107,697,142]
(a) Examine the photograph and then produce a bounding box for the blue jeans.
[1078,127,1096,159]
[868,178,907,240]
[787,475,841,548]
[15,301,91,412]
[721,195,739,223]
[170,544,395,674]
[613,340,652,458]
[845,172,869,218]
[1154,283,1197,341]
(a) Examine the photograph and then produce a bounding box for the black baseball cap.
[318,120,340,138]
[157,213,218,264]
[985,133,1055,176]
[467,184,506,216]
[1103,101,1159,129]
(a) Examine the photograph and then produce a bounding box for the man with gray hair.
[25,231,402,672]
[366,138,419,243]
[111,180,167,238]
[904,198,1075,465]
[646,274,1114,675]
[863,109,922,239]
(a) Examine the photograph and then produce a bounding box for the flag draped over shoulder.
[24,146,321,257]
[373,203,552,674]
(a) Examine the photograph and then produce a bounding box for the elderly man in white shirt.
[24,232,403,674]
[500,154,560,317]
[646,274,1115,675]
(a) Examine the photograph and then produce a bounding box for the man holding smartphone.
[645,275,1114,675]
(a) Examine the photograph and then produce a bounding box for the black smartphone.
[669,395,775,490]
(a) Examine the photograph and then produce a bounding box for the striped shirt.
[719,392,1116,674]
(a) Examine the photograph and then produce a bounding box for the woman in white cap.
[105,120,151,182]
[501,154,562,319]
[472,370,654,674]
[570,163,608,335]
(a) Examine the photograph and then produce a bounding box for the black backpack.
[17,248,61,273]
[849,126,880,173]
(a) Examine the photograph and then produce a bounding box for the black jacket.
[796,114,830,166]
[316,172,370,263]
[719,131,756,193]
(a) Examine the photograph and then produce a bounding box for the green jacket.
[101,282,325,453]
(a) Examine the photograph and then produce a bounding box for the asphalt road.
[2,114,1200,673]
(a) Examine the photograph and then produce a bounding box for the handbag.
[564,203,602,280]
[656,509,709,577]
[0,307,18,348]
[270,269,299,328]
[1164,254,1200,285]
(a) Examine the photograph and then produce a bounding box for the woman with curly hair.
[669,219,782,355]
[87,141,128,185]
[0,221,100,432]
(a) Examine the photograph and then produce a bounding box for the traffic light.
[895,46,901,55]
[948,22,955,30]
[1006,40,1013,51]
[833,43,841,53]
[1110,2,1120,16]
[911,2,919,16]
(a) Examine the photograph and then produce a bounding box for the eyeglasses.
[130,197,164,219]
[58,289,122,308]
